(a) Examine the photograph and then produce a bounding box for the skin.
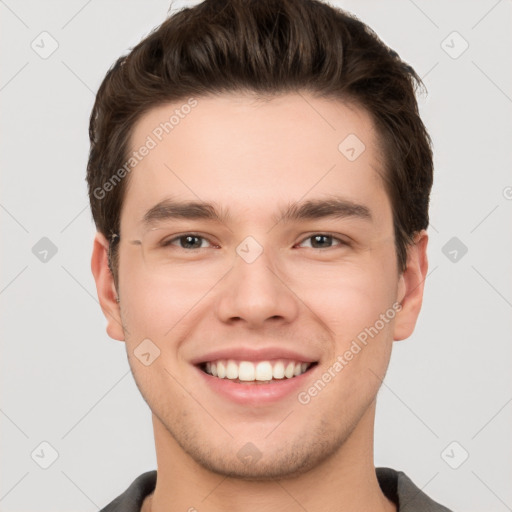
[91,92,428,512]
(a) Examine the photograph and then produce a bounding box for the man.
[88,0,452,510]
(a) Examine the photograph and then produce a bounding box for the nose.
[215,246,300,329]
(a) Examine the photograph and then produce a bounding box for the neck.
[144,401,396,512]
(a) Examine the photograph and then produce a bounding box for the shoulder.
[376,467,454,512]
[99,470,157,512]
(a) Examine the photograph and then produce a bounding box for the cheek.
[120,280,192,344]
[297,267,396,416]
[119,254,228,335]
[293,259,397,335]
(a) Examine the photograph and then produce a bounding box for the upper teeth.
[204,359,311,381]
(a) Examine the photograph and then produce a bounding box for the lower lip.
[195,364,317,405]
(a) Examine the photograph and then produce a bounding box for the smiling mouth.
[197,359,318,384]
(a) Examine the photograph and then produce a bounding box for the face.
[93,92,427,480]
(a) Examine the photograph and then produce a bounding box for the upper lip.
[190,346,319,365]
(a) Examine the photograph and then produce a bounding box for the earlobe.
[393,230,429,341]
[91,232,125,341]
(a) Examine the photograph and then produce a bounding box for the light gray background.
[1,1,511,511]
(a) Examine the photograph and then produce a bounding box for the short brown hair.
[86,0,433,286]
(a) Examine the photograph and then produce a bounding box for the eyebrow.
[141,195,373,228]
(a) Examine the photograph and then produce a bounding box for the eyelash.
[161,233,349,250]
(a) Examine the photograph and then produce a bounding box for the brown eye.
[298,234,347,249]
[161,234,211,249]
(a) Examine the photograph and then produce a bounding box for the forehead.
[121,92,389,232]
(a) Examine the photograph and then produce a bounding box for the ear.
[393,230,429,341]
[91,232,125,341]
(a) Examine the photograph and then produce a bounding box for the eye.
[162,233,215,250]
[157,232,348,251]
[296,234,348,249]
